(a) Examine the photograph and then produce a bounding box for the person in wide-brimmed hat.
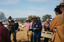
[31,16,42,42]
[26,18,30,22]
[25,18,31,41]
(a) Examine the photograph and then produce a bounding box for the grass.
[11,24,44,42]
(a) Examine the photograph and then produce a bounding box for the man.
[50,1,64,42]
[0,11,11,42]
[32,16,42,42]
[7,16,16,42]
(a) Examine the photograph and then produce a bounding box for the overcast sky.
[0,0,62,18]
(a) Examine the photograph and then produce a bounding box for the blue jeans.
[33,32,41,42]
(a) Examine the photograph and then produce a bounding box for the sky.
[0,0,62,18]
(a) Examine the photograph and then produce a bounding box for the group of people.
[25,15,50,42]
[25,16,42,42]
[7,16,19,42]
[24,1,64,42]
[0,15,19,42]
[0,1,64,42]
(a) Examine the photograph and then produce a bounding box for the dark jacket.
[0,24,11,42]
[14,22,19,30]
[8,20,14,28]
[32,20,42,32]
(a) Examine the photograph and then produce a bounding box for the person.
[50,1,64,42]
[14,19,19,32]
[0,11,11,42]
[54,7,62,15]
[43,19,50,42]
[25,18,31,41]
[51,7,62,42]
[13,19,19,41]
[7,16,16,42]
[32,16,42,42]
[43,19,50,31]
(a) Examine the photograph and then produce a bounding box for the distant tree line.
[42,14,52,22]
[17,14,52,23]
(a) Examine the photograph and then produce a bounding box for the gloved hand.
[33,28,36,31]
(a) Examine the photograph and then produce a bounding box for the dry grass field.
[11,25,44,42]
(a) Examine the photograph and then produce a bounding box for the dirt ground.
[11,26,44,42]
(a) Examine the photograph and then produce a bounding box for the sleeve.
[43,23,45,28]
[39,21,42,30]
[17,23,19,27]
[50,17,57,31]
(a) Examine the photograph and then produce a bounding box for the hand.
[53,29,56,33]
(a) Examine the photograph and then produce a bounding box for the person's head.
[0,11,6,23]
[14,19,17,22]
[26,18,30,23]
[54,7,62,15]
[59,4,64,12]
[8,16,12,20]
[58,1,64,13]
[46,19,49,23]
[32,16,37,22]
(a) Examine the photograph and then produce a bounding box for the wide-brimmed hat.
[31,16,37,19]
[60,1,64,5]
[26,18,30,22]
[0,11,6,22]
[56,1,64,8]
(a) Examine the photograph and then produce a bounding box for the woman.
[50,3,64,42]
[54,7,62,15]
[43,19,50,42]
[25,18,31,41]
[43,19,50,31]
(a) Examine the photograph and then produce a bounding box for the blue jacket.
[32,20,42,32]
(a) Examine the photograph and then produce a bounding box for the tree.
[42,14,52,22]
[28,15,40,21]
[28,15,32,20]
